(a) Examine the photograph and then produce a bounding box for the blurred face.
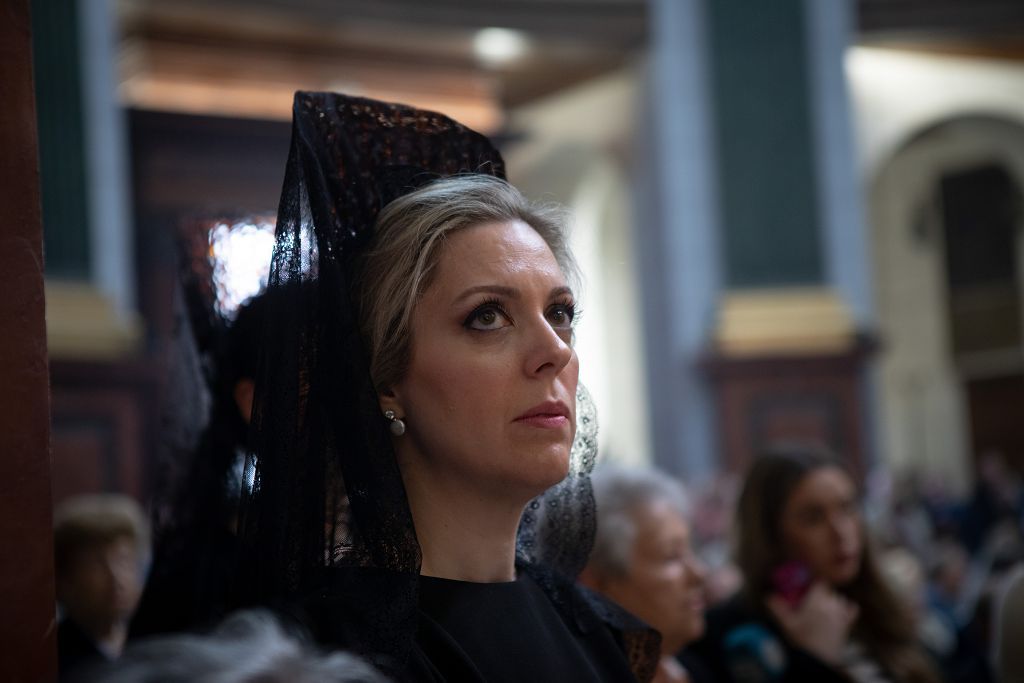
[600,501,707,654]
[391,219,579,501]
[58,537,144,629]
[779,466,863,587]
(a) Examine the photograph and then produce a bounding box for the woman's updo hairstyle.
[354,174,577,393]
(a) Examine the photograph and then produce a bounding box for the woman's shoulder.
[520,562,661,682]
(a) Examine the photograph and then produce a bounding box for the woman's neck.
[402,461,526,583]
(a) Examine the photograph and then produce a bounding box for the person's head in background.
[580,465,707,656]
[736,443,939,682]
[736,444,864,595]
[54,495,150,656]
[87,609,389,683]
[689,473,743,606]
[221,291,268,429]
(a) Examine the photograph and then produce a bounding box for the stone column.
[642,0,875,476]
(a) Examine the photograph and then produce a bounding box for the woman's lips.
[684,597,705,614]
[514,400,570,429]
[835,552,859,567]
[514,414,569,429]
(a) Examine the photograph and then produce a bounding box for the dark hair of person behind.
[735,443,940,683]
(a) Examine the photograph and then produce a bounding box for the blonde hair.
[354,174,577,392]
[53,494,150,576]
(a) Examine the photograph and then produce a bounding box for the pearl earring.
[384,409,406,436]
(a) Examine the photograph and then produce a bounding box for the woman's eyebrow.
[453,284,574,305]
[549,286,573,299]
[453,284,519,304]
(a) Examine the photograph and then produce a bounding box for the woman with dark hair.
[691,444,941,683]
[230,92,659,682]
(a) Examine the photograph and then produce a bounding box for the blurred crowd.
[54,445,1024,682]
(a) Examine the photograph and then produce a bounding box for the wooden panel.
[50,360,164,504]
[750,392,844,449]
[51,392,145,503]
[704,344,872,479]
[117,0,645,115]
[122,0,648,46]
[967,374,1024,475]
[858,0,1024,35]
[50,431,107,506]
[128,109,291,343]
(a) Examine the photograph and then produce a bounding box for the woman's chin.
[511,449,572,498]
[830,562,862,587]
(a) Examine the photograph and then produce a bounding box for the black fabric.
[57,618,109,682]
[294,563,658,683]
[232,91,658,682]
[131,284,267,638]
[130,523,237,638]
[677,649,719,683]
[411,570,639,683]
[687,594,851,683]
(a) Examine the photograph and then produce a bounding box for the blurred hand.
[652,656,689,683]
[766,581,858,665]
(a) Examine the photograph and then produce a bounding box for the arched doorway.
[871,115,1024,488]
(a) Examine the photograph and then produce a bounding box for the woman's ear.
[378,385,401,415]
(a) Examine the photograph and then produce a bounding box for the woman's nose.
[829,512,857,542]
[524,315,574,377]
[687,554,709,585]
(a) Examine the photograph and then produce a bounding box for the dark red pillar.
[0,0,58,680]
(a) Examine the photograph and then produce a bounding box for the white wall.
[848,47,1024,179]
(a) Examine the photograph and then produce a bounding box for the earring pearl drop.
[384,409,406,436]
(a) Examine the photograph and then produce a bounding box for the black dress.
[292,562,656,683]
[409,572,641,682]
[57,618,110,682]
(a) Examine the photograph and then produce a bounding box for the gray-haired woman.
[580,465,710,683]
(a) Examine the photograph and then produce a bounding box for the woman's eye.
[662,548,684,563]
[800,509,825,526]
[465,304,511,331]
[547,303,575,328]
